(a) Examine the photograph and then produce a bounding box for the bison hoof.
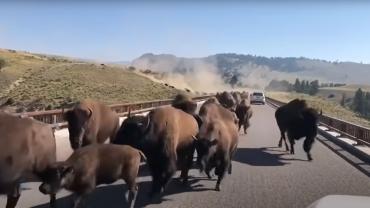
[307,155,313,161]
[182,178,188,185]
[215,185,221,192]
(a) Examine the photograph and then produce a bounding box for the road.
[1,104,370,208]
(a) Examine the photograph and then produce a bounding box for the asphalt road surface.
[1,104,370,208]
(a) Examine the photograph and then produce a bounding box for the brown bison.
[64,99,119,150]
[171,93,197,115]
[240,91,249,99]
[231,92,242,105]
[39,144,145,208]
[113,106,199,196]
[0,113,56,208]
[216,91,237,111]
[195,102,239,191]
[235,99,253,134]
[275,99,319,161]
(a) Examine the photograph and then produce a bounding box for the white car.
[307,195,370,208]
[250,92,266,105]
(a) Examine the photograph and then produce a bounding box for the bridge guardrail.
[266,97,370,146]
[14,95,214,130]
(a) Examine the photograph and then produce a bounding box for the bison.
[113,106,199,196]
[235,99,253,134]
[240,91,249,100]
[64,99,119,150]
[195,102,239,191]
[231,92,242,105]
[0,112,57,208]
[216,91,237,112]
[275,99,319,161]
[39,144,145,208]
[171,93,197,115]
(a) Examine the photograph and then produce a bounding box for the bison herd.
[0,91,320,208]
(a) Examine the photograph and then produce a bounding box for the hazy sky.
[1,1,370,62]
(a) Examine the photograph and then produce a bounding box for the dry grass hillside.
[266,91,370,128]
[0,49,181,112]
[317,85,370,104]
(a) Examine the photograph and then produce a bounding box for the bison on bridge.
[216,91,237,112]
[113,106,199,196]
[0,112,57,208]
[275,99,319,161]
[39,144,145,208]
[231,91,242,105]
[171,93,197,115]
[195,102,239,191]
[64,99,119,150]
[235,99,253,134]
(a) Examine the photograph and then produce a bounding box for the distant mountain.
[131,53,370,90]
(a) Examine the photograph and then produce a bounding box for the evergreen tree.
[340,93,346,106]
[309,80,319,95]
[352,88,365,114]
[300,80,306,93]
[294,78,301,92]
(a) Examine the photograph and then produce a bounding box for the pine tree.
[309,80,319,95]
[352,88,365,114]
[300,80,306,93]
[294,78,300,92]
[340,93,346,106]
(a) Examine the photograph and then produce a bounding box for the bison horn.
[192,135,198,141]
[77,127,86,148]
[87,108,93,118]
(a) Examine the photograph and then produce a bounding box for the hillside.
[0,49,180,112]
[131,53,370,90]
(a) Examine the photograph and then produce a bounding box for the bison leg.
[303,136,315,161]
[149,157,176,197]
[243,124,248,134]
[72,195,83,208]
[6,184,20,208]
[50,194,56,208]
[125,183,138,208]
[289,140,295,154]
[215,158,228,191]
[238,122,242,132]
[180,145,195,185]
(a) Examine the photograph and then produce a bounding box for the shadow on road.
[31,176,212,208]
[233,147,289,166]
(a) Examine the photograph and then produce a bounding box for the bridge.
[1,99,370,208]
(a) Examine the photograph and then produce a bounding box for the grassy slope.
[0,49,180,111]
[266,91,370,128]
[317,85,370,103]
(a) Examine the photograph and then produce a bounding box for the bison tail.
[138,150,147,161]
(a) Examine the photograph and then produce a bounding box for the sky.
[1,1,370,63]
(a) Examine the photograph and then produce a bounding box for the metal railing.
[13,95,214,130]
[266,97,370,146]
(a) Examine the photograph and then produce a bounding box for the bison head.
[39,163,74,195]
[195,122,220,173]
[64,108,92,150]
[113,113,150,151]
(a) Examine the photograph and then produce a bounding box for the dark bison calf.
[235,99,253,134]
[39,144,145,208]
[275,99,319,161]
